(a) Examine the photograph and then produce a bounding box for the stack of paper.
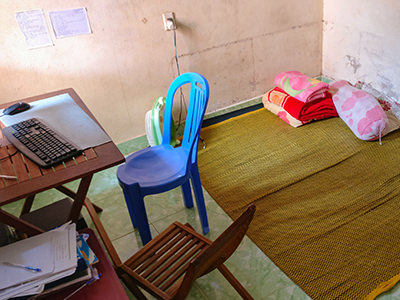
[0,223,77,299]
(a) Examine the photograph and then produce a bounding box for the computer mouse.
[2,102,31,115]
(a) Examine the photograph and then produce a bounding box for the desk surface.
[0,88,125,206]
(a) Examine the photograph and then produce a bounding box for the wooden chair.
[117,204,256,300]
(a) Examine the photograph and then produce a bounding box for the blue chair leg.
[122,184,152,245]
[181,179,194,208]
[190,164,209,235]
[122,188,137,227]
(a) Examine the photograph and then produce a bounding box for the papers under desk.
[0,223,77,299]
[0,225,129,300]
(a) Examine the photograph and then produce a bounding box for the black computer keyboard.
[2,118,82,168]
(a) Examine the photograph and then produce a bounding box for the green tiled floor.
[2,133,309,300]
[3,98,400,299]
[106,137,313,300]
[82,141,400,300]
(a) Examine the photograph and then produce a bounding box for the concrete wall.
[0,1,322,143]
[323,0,400,103]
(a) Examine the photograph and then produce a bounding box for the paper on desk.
[15,10,53,49]
[6,268,75,299]
[51,222,77,273]
[0,223,77,299]
[0,282,44,300]
[0,93,111,150]
[0,235,55,290]
[9,267,78,299]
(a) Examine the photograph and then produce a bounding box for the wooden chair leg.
[84,198,122,267]
[118,271,148,300]
[218,264,254,300]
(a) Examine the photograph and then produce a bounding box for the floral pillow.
[329,80,388,141]
[354,81,400,135]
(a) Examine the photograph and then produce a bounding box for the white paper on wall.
[15,10,53,49]
[49,8,92,39]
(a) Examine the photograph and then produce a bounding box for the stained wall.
[323,0,400,102]
[0,1,322,143]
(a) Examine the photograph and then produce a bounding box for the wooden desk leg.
[68,174,93,222]
[56,186,103,213]
[0,208,44,236]
[20,194,36,216]
[84,198,122,267]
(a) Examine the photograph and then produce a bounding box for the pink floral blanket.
[274,71,329,103]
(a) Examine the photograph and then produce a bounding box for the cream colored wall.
[323,0,400,102]
[0,1,322,143]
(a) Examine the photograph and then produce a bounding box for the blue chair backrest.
[162,73,210,165]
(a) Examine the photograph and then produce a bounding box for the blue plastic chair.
[117,72,210,245]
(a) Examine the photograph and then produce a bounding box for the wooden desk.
[0,89,125,266]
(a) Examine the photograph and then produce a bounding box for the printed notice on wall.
[15,10,53,49]
[49,8,92,39]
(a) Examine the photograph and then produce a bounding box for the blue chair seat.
[118,145,189,191]
[117,72,210,245]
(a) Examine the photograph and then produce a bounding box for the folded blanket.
[275,71,329,103]
[265,87,338,121]
[262,100,310,128]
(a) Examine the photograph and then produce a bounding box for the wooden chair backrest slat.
[139,232,190,277]
[148,238,201,283]
[125,224,179,268]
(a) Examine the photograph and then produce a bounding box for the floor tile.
[117,135,149,156]
[151,204,232,241]
[86,165,121,199]
[2,200,23,216]
[195,270,244,300]
[111,225,158,262]
[224,236,296,300]
[82,194,134,241]
[376,281,400,300]
[262,285,312,300]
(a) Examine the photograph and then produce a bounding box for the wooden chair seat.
[117,205,256,300]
